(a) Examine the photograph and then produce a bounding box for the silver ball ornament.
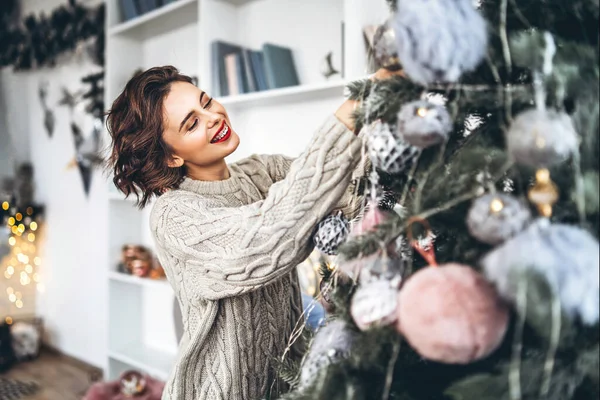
[467,193,532,245]
[299,319,356,389]
[365,120,419,174]
[391,0,488,84]
[313,212,350,255]
[506,108,579,167]
[397,100,452,148]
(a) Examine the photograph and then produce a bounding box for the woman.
[107,65,394,400]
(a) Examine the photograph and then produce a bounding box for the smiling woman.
[105,65,384,400]
[161,81,240,182]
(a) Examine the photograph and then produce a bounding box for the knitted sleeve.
[258,149,368,220]
[152,115,362,300]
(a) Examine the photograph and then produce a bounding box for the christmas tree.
[279,0,599,399]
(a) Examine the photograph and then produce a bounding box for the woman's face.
[162,81,239,170]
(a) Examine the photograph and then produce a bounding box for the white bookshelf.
[104,0,389,382]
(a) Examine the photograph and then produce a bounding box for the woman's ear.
[167,155,184,168]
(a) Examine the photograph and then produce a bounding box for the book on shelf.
[262,43,300,90]
[119,0,139,21]
[211,41,300,97]
[211,41,244,97]
[224,54,240,96]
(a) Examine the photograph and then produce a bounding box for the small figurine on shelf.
[129,258,152,278]
[83,370,165,400]
[149,258,166,280]
[118,244,153,276]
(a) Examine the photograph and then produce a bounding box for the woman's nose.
[205,110,221,129]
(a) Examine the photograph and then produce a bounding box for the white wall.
[0,0,108,368]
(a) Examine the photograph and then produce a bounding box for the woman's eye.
[188,118,198,132]
[204,97,213,109]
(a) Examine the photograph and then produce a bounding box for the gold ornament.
[528,168,559,217]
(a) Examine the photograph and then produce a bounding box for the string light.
[1,201,8,210]
[3,215,41,314]
[489,198,504,213]
[417,107,428,117]
[5,316,13,325]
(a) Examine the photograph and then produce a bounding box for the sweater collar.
[178,166,240,195]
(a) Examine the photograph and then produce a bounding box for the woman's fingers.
[370,68,405,81]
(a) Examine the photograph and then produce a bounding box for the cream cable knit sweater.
[150,115,362,400]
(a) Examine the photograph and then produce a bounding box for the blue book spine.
[250,51,269,91]
[235,54,249,94]
[242,50,257,93]
[120,0,139,21]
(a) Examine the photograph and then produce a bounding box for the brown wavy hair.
[106,66,193,208]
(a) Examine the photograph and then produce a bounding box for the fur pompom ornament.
[299,319,357,389]
[391,0,488,84]
[10,322,41,361]
[365,120,419,174]
[467,193,532,245]
[482,218,600,325]
[372,20,402,71]
[506,108,579,167]
[351,276,402,331]
[313,211,350,255]
[397,100,452,148]
[396,264,509,364]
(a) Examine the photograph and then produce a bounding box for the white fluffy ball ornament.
[351,276,402,331]
[397,100,452,148]
[506,108,579,167]
[482,218,600,325]
[299,319,357,389]
[365,120,420,174]
[467,193,532,245]
[11,322,40,361]
[391,0,488,84]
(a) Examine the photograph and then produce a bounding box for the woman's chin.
[223,133,240,157]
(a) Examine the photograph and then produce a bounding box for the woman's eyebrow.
[179,92,206,132]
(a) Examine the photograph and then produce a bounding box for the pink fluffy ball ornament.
[396,263,509,364]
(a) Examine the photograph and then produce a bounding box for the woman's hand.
[335,68,405,132]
